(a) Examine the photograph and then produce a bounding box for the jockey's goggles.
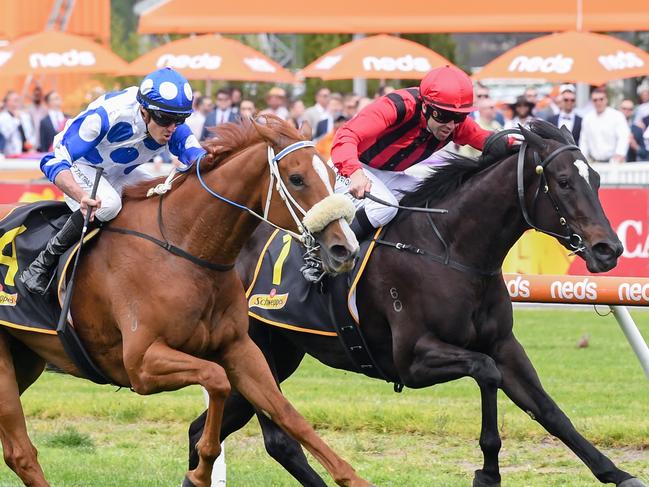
[426,105,468,124]
[147,109,189,127]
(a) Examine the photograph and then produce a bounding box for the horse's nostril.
[592,242,620,260]
[330,244,352,261]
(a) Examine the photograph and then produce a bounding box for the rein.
[105,140,335,272]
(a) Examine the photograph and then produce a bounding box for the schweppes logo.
[0,288,17,307]
[248,288,288,310]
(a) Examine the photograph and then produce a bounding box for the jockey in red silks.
[331,65,501,241]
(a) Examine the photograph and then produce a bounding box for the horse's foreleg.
[124,341,231,487]
[494,335,643,487]
[398,333,503,487]
[0,333,49,487]
[220,334,371,487]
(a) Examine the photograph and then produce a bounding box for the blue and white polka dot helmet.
[136,67,193,115]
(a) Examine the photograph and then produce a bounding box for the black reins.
[104,194,234,272]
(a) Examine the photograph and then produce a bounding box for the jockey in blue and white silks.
[20,67,207,294]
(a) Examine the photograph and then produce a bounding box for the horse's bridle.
[516,137,586,253]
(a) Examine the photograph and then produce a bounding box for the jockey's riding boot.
[20,210,85,295]
[350,208,375,243]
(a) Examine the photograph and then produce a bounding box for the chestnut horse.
[0,117,369,487]
[189,122,646,487]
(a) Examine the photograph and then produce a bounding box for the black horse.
[188,121,644,486]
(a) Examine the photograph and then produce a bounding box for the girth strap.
[103,226,234,272]
[326,274,404,392]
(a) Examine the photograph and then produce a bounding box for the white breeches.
[333,162,423,228]
[65,164,155,222]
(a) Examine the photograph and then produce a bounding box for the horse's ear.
[559,125,576,145]
[519,124,548,153]
[251,116,281,147]
[299,121,312,140]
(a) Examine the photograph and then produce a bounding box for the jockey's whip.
[365,192,448,214]
[57,166,104,331]
[55,167,110,384]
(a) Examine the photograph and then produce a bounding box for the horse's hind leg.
[494,334,644,487]
[220,334,370,487]
[256,411,328,487]
[0,331,49,487]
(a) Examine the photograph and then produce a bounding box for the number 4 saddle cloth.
[0,201,98,335]
[245,228,380,336]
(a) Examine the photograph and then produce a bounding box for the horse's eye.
[558,178,570,189]
[289,174,304,187]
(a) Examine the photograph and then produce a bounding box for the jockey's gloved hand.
[480,131,520,165]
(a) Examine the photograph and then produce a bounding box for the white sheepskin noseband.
[302,194,355,234]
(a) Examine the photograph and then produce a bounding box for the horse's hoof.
[182,476,197,487]
[473,469,501,487]
[619,479,648,487]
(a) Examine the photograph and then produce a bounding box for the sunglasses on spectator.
[476,94,489,99]
[563,97,576,102]
[427,105,468,124]
[592,97,606,102]
[148,109,189,127]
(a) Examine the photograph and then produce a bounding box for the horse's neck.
[164,145,267,265]
[414,155,531,271]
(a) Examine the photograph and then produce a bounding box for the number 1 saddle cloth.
[245,228,380,337]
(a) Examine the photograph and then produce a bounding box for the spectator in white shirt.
[303,87,330,129]
[579,88,629,163]
[0,91,35,155]
[185,95,213,139]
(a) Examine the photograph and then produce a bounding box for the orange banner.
[504,274,649,305]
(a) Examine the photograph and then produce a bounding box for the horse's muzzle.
[586,239,624,273]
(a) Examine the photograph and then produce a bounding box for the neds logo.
[362,55,431,73]
[157,53,222,70]
[618,282,649,303]
[508,54,574,74]
[29,49,96,68]
[550,278,597,301]
[598,51,644,71]
[506,275,530,298]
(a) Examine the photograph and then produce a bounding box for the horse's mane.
[123,115,303,200]
[399,119,567,208]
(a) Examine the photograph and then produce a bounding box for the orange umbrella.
[473,31,649,85]
[299,35,454,80]
[124,35,295,83]
[0,31,127,76]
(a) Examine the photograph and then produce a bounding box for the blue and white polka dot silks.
[40,86,205,183]
[137,67,193,114]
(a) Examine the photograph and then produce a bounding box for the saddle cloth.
[245,228,380,336]
[0,201,98,335]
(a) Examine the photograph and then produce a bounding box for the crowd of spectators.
[3,78,649,166]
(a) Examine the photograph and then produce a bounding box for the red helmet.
[419,65,476,113]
